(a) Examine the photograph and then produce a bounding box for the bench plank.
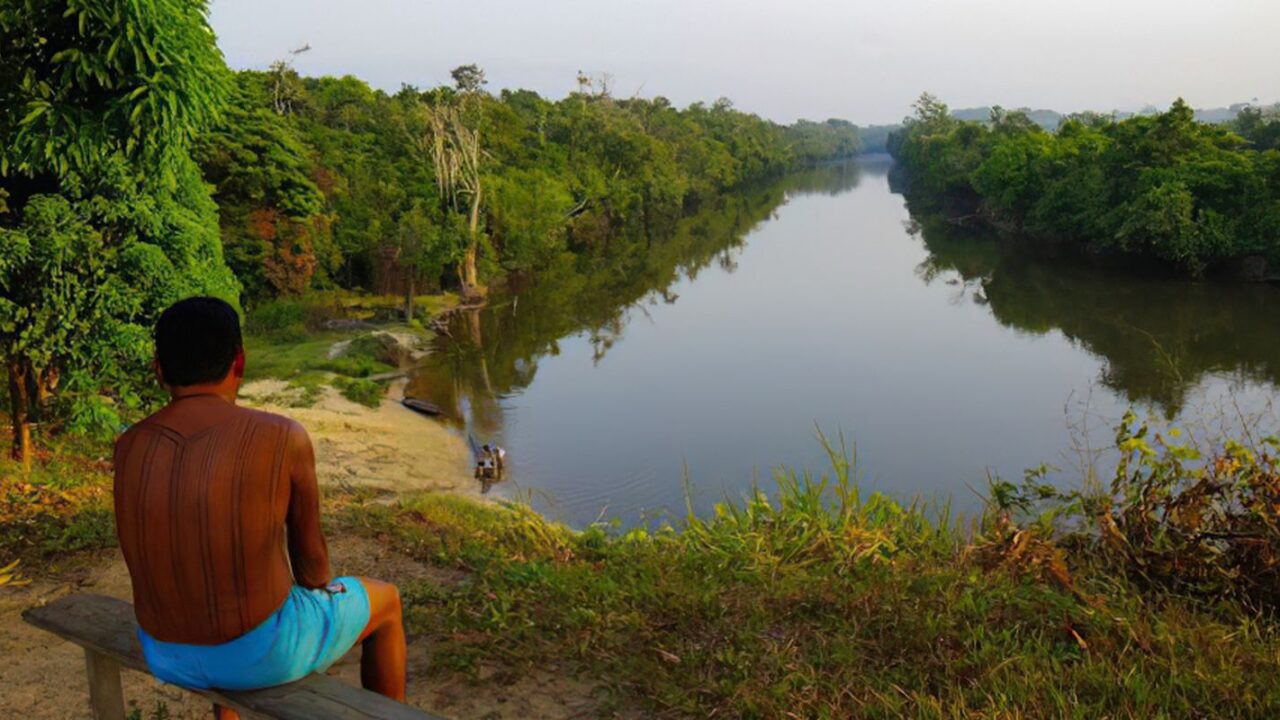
[24,594,447,720]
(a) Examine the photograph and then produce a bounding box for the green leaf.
[21,103,47,125]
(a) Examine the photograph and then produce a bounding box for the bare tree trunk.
[7,358,31,465]
[463,184,484,300]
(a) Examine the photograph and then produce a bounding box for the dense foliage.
[0,0,238,459]
[195,68,861,304]
[888,94,1280,276]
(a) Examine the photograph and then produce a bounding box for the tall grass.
[344,422,1280,718]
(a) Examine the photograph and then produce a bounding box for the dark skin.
[154,350,407,717]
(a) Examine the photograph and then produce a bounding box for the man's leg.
[213,705,239,719]
[356,577,407,701]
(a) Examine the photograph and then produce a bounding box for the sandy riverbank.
[239,378,475,496]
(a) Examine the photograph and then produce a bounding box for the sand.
[238,379,474,496]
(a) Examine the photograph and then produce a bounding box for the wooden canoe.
[401,397,443,417]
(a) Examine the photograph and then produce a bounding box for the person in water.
[113,297,407,718]
[478,444,505,478]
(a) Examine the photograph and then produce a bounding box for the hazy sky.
[209,0,1279,125]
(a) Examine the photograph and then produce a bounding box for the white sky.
[209,0,1280,125]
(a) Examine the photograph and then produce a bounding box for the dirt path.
[1,537,602,719]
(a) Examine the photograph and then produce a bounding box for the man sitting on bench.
[113,297,407,719]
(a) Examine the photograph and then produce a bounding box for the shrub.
[346,332,412,367]
[994,411,1280,612]
[336,425,1280,717]
[244,298,306,336]
[333,377,385,408]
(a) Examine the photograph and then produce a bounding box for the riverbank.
[4,415,1280,716]
[888,97,1280,279]
[339,425,1280,718]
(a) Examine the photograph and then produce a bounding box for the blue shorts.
[137,577,371,690]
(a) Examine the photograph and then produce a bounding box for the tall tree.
[0,0,236,460]
[419,100,487,299]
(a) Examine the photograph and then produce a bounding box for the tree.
[419,102,488,299]
[270,44,311,116]
[451,64,487,94]
[393,200,447,320]
[0,197,140,463]
[891,94,1280,275]
[196,75,332,298]
[0,0,228,189]
[0,0,236,460]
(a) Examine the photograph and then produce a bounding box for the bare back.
[114,395,331,645]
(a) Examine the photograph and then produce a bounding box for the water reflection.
[911,215,1280,415]
[408,161,868,436]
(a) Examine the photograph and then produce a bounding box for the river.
[408,157,1280,527]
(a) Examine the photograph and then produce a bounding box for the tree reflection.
[911,212,1280,415]
[406,161,866,436]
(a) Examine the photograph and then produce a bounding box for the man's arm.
[286,421,332,589]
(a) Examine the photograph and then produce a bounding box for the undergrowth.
[343,426,1280,718]
[7,403,1280,717]
[0,433,115,562]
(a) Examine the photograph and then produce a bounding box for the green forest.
[888,93,1280,276]
[200,65,860,304]
[0,0,858,460]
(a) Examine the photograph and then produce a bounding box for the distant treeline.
[860,101,1275,153]
[197,67,861,302]
[887,94,1280,276]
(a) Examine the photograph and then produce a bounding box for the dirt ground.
[1,536,604,719]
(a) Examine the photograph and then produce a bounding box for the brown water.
[409,158,1280,526]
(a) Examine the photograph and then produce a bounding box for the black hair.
[154,297,243,387]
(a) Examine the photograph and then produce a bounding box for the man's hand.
[325,581,347,594]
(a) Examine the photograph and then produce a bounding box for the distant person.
[479,443,505,476]
[113,297,407,719]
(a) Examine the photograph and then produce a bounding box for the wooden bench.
[23,594,447,720]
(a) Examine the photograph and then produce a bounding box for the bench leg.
[83,648,126,720]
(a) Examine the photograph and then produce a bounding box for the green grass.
[240,290,459,407]
[242,326,406,408]
[242,330,351,384]
[340,431,1280,718]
